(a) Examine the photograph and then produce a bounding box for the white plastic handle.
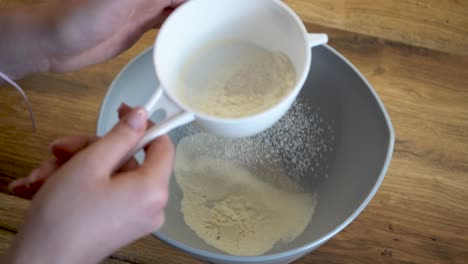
[118,86,195,169]
[138,86,195,149]
[307,33,328,47]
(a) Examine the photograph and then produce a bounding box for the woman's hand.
[45,0,186,73]
[0,0,185,79]
[4,105,175,264]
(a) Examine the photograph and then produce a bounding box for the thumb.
[84,107,148,174]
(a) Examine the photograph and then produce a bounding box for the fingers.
[49,135,98,165]
[9,104,151,198]
[153,211,165,231]
[118,103,155,128]
[152,0,187,28]
[9,159,58,199]
[139,135,174,216]
[49,104,151,177]
[112,134,174,228]
[117,103,133,118]
[151,8,174,29]
[83,107,148,175]
[117,159,139,173]
[116,103,157,172]
[118,103,174,193]
[112,132,174,205]
[8,136,97,199]
[169,0,187,8]
[137,134,174,191]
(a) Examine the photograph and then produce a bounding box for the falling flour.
[177,40,296,118]
[173,99,334,256]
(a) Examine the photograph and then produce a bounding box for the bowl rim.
[96,44,395,262]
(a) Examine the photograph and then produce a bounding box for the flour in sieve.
[177,40,296,118]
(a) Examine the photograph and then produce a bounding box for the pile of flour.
[172,99,334,256]
[174,134,315,256]
[177,41,296,118]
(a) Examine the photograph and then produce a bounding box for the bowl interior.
[156,45,393,256]
[97,45,394,261]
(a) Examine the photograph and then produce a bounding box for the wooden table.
[1,0,467,263]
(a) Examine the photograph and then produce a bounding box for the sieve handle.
[140,85,195,146]
[118,86,195,169]
[138,86,195,149]
[307,33,328,47]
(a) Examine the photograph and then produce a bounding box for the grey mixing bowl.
[154,45,395,264]
[97,45,394,264]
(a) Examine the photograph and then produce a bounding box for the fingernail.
[8,178,25,192]
[21,169,39,188]
[125,108,147,130]
[8,168,37,192]
[117,103,125,113]
[27,169,39,182]
[48,138,64,153]
[118,102,131,111]
[118,103,130,118]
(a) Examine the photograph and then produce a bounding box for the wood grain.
[1,0,468,263]
[1,0,467,55]
[285,0,468,55]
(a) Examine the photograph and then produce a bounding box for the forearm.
[3,226,105,264]
[0,5,53,80]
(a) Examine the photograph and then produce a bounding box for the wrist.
[0,5,53,80]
